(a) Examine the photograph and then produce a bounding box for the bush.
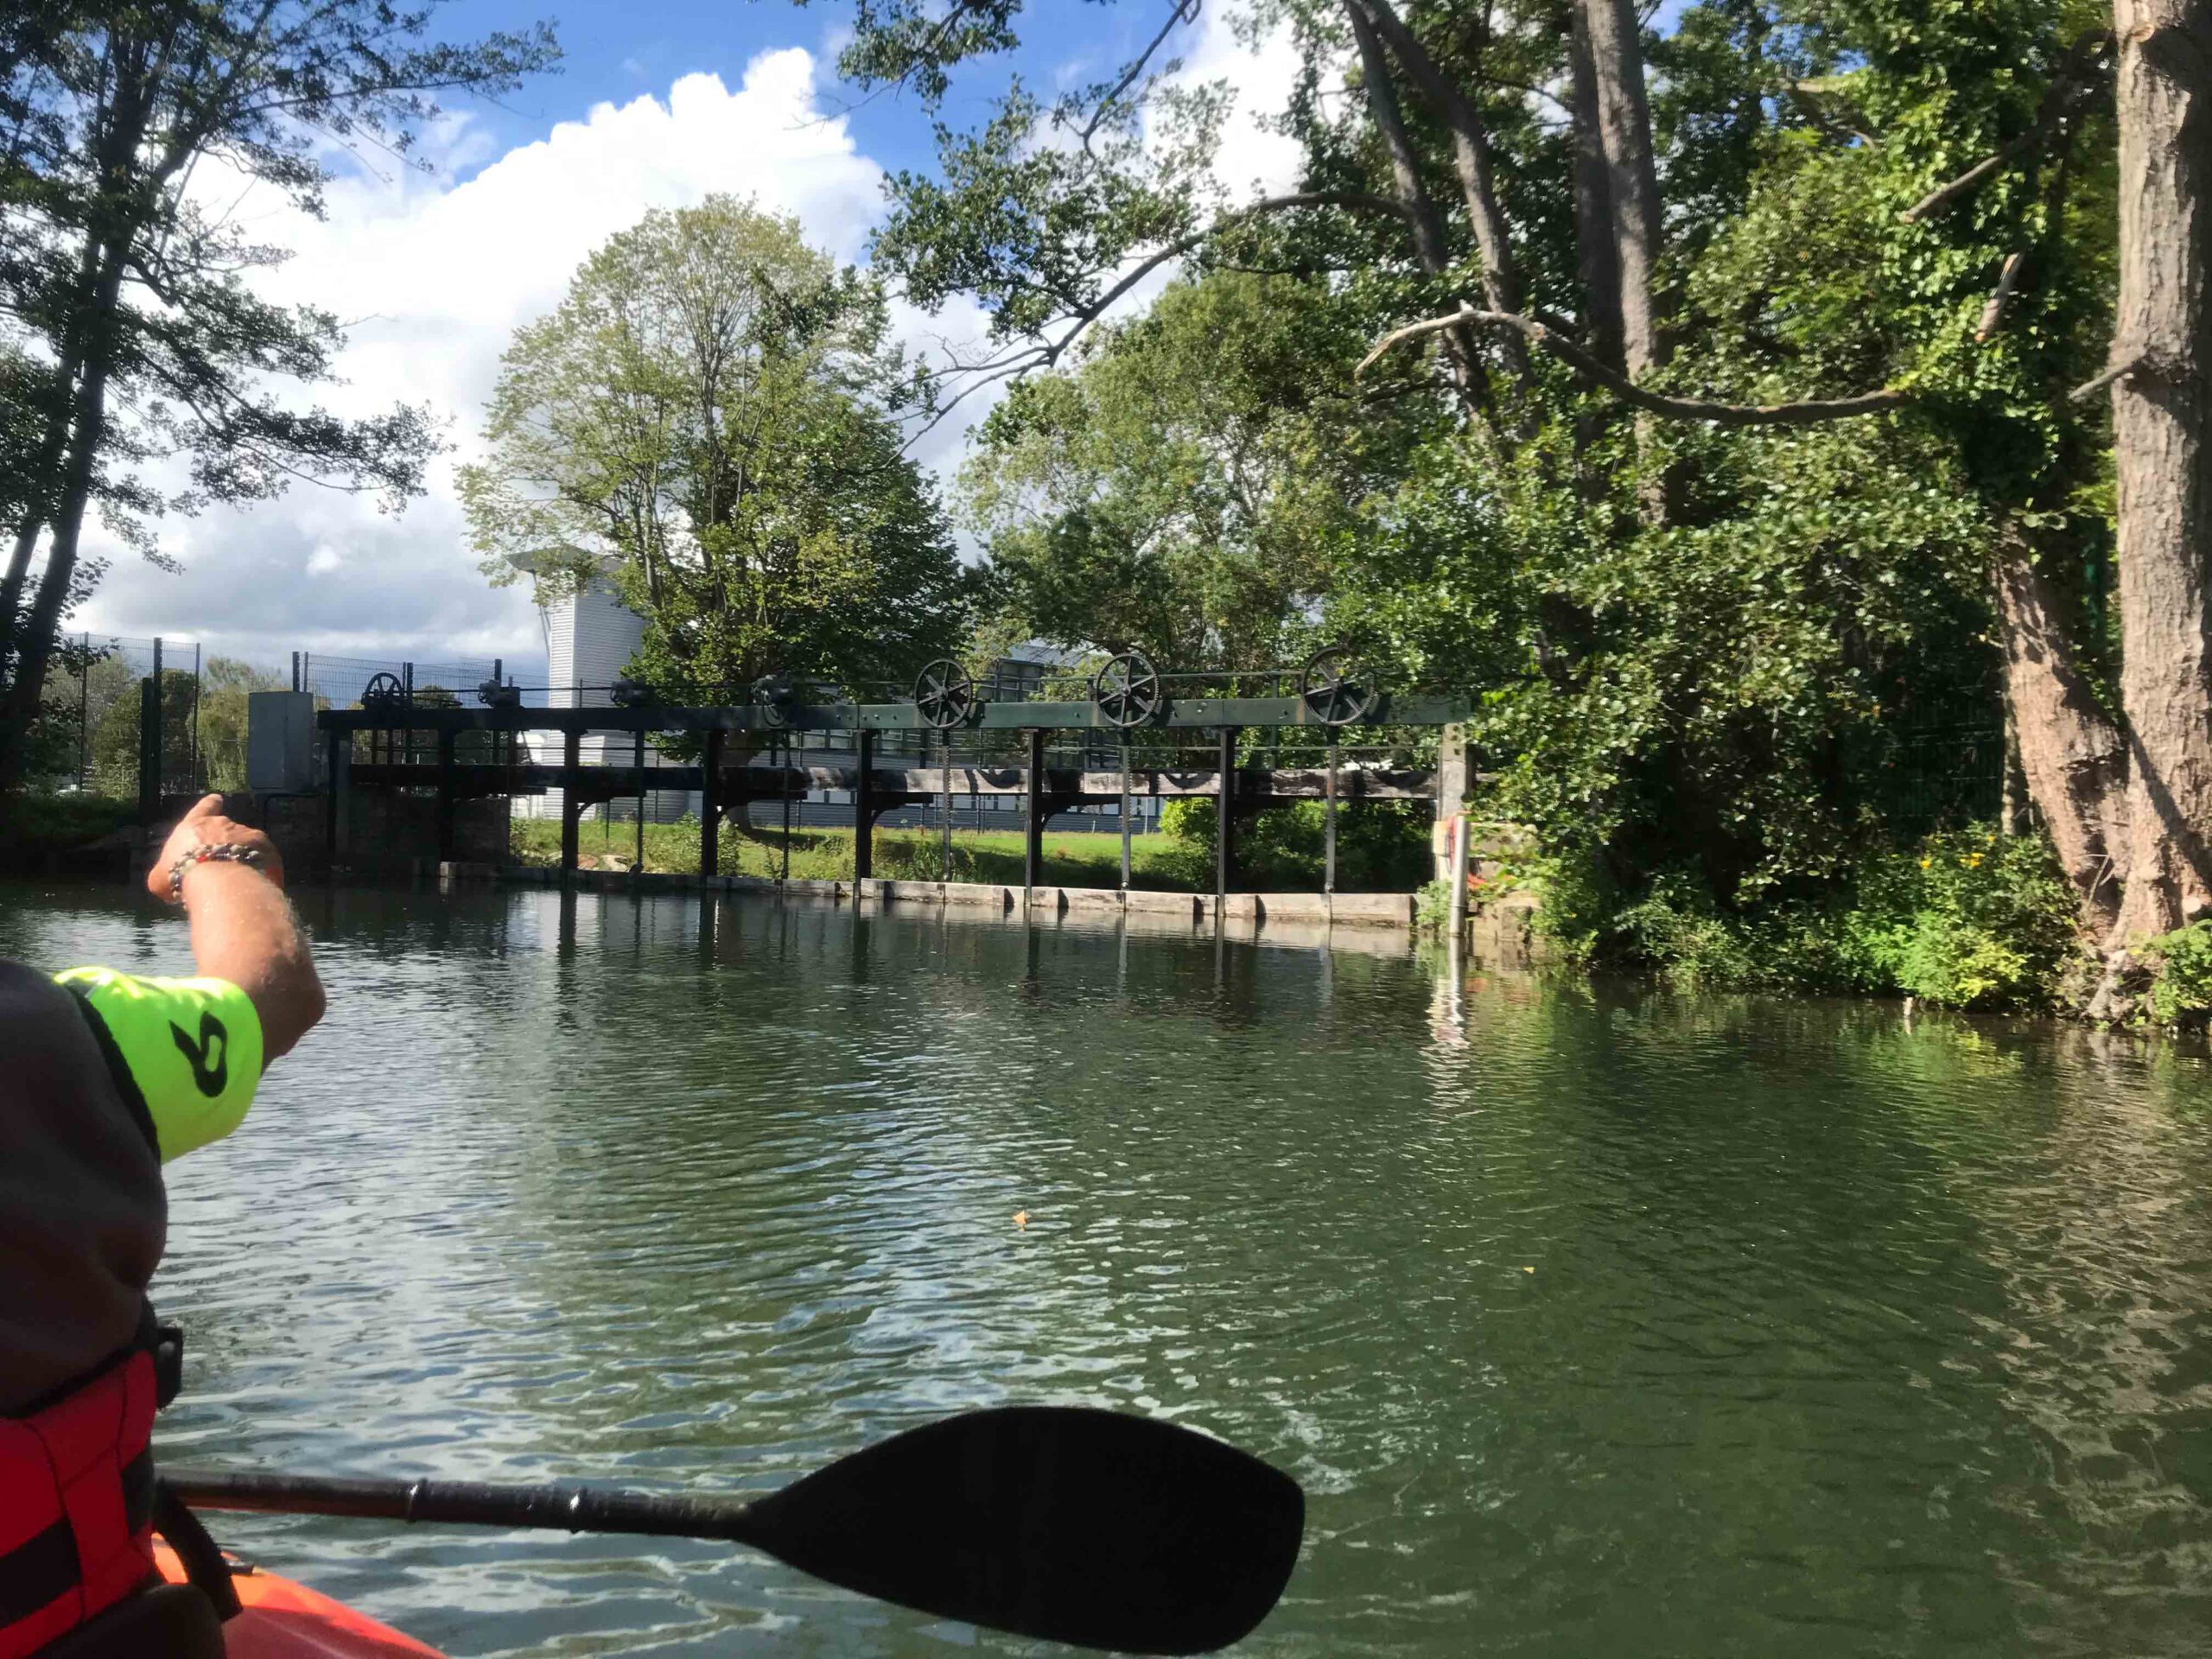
[1822,828,2078,1007]
[1157,796,1429,891]
[2139,922,2212,1027]
[1545,824,2081,1008]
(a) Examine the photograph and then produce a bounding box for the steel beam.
[854,728,875,880]
[1025,728,1046,889]
[560,729,582,876]
[1217,727,1237,901]
[700,728,722,878]
[316,691,1465,736]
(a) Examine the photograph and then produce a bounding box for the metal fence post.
[137,677,160,826]
[76,634,89,789]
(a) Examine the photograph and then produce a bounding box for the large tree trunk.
[1578,0,1664,379]
[1344,1,1487,411]
[1994,537,2129,933]
[2101,0,2212,950]
[1567,2,1624,375]
[1349,0,1528,379]
[0,253,124,791]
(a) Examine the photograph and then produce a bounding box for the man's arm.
[148,794,326,1061]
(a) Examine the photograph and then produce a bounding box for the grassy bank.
[513,817,1210,889]
[516,799,1434,893]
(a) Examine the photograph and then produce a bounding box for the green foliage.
[963,271,1444,668]
[196,658,289,792]
[1154,794,1429,890]
[462,197,969,714]
[89,669,198,798]
[1567,826,2080,1007]
[2137,925,2212,1028]
[1819,830,2081,1007]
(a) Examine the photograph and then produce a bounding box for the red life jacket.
[0,1338,159,1659]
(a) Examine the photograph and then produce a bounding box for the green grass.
[512,817,1214,889]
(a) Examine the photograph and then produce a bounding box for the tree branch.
[1899,29,2113,223]
[1359,307,1910,425]
[2070,352,2145,402]
[1075,0,1199,151]
[1041,190,1412,365]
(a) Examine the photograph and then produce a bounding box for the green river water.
[3,880,2209,1657]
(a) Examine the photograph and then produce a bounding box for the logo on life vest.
[169,1011,228,1096]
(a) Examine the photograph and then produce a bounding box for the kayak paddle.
[164,1405,1304,1656]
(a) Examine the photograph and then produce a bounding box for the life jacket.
[0,1311,178,1659]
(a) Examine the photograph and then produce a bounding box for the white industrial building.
[512,550,698,823]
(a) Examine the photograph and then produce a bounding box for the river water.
[3,881,2209,1657]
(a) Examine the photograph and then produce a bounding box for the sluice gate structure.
[308,648,1480,918]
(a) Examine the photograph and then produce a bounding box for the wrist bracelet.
[168,842,267,906]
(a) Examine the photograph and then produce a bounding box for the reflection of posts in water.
[849,906,872,984]
[1428,929,1467,1047]
[697,893,716,963]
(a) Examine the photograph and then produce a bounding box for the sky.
[71,0,1306,681]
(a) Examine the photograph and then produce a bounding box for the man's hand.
[145,794,323,1061]
[147,794,284,903]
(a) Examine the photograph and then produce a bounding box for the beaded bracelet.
[168,842,267,906]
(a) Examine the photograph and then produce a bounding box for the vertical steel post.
[560,728,582,875]
[1325,741,1338,897]
[700,728,722,878]
[191,641,201,790]
[941,728,954,880]
[325,727,342,867]
[137,677,160,826]
[1119,740,1132,891]
[435,728,457,863]
[780,733,792,883]
[634,727,646,873]
[76,636,89,789]
[855,728,876,880]
[290,651,300,695]
[1216,726,1236,904]
[149,638,162,799]
[1025,727,1046,890]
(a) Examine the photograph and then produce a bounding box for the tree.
[961,270,1440,672]
[0,1,560,789]
[88,664,194,798]
[462,196,970,709]
[812,0,2210,1005]
[195,655,286,791]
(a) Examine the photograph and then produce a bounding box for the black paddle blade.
[740,1406,1304,1655]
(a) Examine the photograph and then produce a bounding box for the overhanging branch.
[1899,29,2113,223]
[1359,307,1909,426]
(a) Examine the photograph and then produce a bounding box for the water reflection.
[0,881,2206,1656]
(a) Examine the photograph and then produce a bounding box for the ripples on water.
[3,881,2210,1656]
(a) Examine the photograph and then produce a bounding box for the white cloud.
[77,49,900,673]
[73,22,1305,674]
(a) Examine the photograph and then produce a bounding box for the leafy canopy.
[462,196,970,705]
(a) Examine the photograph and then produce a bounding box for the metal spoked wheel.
[360,671,407,709]
[752,672,798,728]
[913,658,976,729]
[1299,644,1380,728]
[1093,648,1163,729]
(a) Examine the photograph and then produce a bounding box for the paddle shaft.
[163,1471,772,1548]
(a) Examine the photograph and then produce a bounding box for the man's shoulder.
[0,957,97,1039]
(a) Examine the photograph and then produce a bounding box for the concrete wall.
[243,790,511,879]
